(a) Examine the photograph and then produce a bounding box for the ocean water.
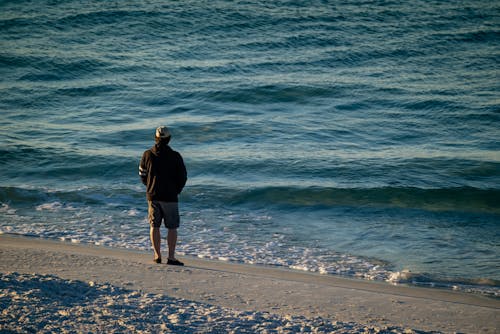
[1,0,499,296]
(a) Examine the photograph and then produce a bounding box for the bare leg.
[150,226,161,261]
[167,228,177,260]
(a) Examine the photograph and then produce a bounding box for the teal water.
[1,0,499,295]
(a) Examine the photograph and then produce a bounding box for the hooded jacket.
[139,144,187,202]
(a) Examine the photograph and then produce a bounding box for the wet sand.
[0,234,498,333]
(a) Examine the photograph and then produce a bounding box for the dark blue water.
[1,0,499,296]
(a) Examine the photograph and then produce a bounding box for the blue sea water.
[1,0,499,296]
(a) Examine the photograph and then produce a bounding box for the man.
[139,126,187,265]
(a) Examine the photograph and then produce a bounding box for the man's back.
[140,143,187,202]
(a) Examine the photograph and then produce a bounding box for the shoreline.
[1,233,498,333]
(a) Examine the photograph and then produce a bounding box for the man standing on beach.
[139,126,187,265]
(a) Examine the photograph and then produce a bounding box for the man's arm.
[177,153,187,194]
[139,152,148,185]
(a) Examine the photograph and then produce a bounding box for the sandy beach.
[0,234,498,333]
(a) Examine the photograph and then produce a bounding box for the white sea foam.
[387,270,414,284]
[0,203,16,215]
[124,208,140,216]
[36,202,62,211]
[35,202,76,212]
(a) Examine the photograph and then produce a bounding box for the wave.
[207,84,341,104]
[0,185,142,209]
[0,145,139,183]
[0,51,111,79]
[188,157,500,189]
[2,181,498,215]
[189,185,500,215]
[54,84,123,97]
[387,270,499,297]
[2,142,499,215]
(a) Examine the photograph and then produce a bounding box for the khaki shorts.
[148,201,180,229]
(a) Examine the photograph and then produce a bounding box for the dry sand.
[0,234,498,333]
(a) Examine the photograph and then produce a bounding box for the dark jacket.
[139,144,187,202]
